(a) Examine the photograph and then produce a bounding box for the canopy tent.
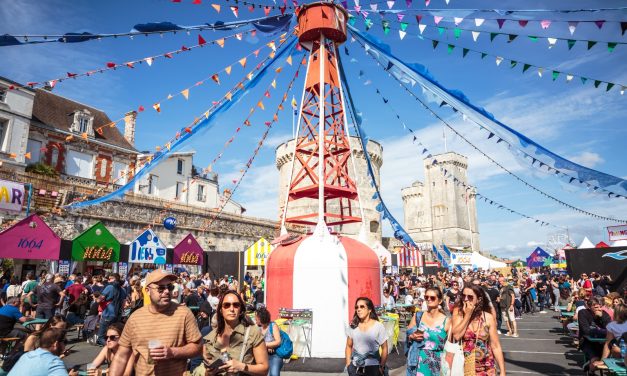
[579,237,595,249]
[244,237,273,266]
[470,252,506,270]
[595,241,610,248]
[397,245,423,268]
[173,234,204,265]
[526,247,551,268]
[129,229,167,264]
[0,214,61,260]
[372,242,392,267]
[72,222,120,262]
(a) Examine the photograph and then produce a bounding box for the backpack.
[269,322,293,359]
[499,286,513,309]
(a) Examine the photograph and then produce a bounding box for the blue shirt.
[0,304,23,320]
[8,348,68,376]
[102,282,127,318]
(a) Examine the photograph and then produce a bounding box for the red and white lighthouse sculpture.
[266,2,381,358]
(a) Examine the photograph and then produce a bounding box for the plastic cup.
[147,339,162,364]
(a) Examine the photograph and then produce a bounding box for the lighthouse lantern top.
[297,2,348,46]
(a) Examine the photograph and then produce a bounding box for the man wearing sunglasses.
[109,269,202,376]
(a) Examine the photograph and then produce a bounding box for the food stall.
[71,222,120,275]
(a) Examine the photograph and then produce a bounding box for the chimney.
[123,111,137,146]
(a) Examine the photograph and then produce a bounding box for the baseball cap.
[145,269,177,286]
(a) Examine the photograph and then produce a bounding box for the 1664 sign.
[16,238,44,253]
[84,246,114,261]
[179,252,200,264]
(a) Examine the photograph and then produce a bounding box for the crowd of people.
[0,266,625,375]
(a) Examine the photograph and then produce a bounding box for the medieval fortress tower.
[401,152,480,251]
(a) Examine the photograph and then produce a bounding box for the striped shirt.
[119,302,202,376]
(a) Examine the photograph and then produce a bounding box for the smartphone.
[204,358,225,370]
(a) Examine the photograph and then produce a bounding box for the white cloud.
[568,151,604,168]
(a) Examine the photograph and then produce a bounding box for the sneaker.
[512,333,519,338]
[539,310,547,314]
[497,330,502,334]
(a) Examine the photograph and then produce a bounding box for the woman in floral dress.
[451,284,506,376]
[407,287,450,376]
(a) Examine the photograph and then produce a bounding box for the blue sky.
[2,0,626,258]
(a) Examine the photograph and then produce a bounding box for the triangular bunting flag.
[490,32,497,42]
[216,38,225,48]
[153,103,161,112]
[480,52,487,59]
[286,55,293,65]
[267,41,276,51]
[399,30,406,40]
[225,66,232,75]
[271,79,276,89]
[145,57,153,66]
[447,44,454,54]
[264,6,271,16]
[528,35,538,42]
[566,74,573,82]
[438,26,445,35]
[537,67,543,77]
[518,20,528,28]
[211,4,221,12]
[567,39,576,50]
[400,22,408,31]
[370,3,378,10]
[475,18,484,27]
[425,0,430,5]
[257,101,265,110]
[552,71,559,81]
[198,35,207,45]
[225,92,232,101]
[454,28,461,38]
[211,74,220,84]
[181,89,189,99]
[581,77,588,85]
[418,24,427,34]
[594,20,605,29]
[416,14,423,24]
[621,22,627,35]
[587,41,596,50]
[594,80,602,88]
[434,15,443,25]
[496,19,506,29]
[230,5,239,17]
[462,48,469,57]
[510,60,517,68]
[606,83,614,91]
[607,42,617,52]
[471,31,480,41]
[495,56,503,66]
[522,63,531,73]
[508,34,517,42]
[547,38,557,48]
[568,21,578,35]
[386,0,394,9]
[254,49,260,57]
[454,17,463,25]
[432,40,439,49]
[540,20,551,29]
[239,57,247,67]
[382,20,390,34]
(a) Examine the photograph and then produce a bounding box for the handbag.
[463,314,485,376]
[269,322,293,359]
[439,332,464,376]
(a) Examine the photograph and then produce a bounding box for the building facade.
[0,78,35,170]
[276,136,383,246]
[401,152,480,251]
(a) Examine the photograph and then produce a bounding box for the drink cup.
[147,339,162,364]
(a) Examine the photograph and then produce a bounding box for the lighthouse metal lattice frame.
[282,3,361,228]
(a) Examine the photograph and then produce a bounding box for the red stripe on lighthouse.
[265,237,305,319]
[341,237,382,322]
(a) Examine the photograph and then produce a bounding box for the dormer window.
[72,109,94,136]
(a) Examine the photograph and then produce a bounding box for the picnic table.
[584,335,606,344]
[23,318,48,329]
[560,311,574,318]
[603,358,626,376]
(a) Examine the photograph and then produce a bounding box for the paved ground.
[60,311,582,374]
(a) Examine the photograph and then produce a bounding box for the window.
[197,185,206,202]
[175,182,185,199]
[112,161,128,185]
[66,150,94,179]
[99,158,108,178]
[148,175,158,195]
[369,220,379,233]
[78,117,89,133]
[50,148,59,168]
[177,159,184,175]
[0,87,7,103]
[0,119,7,151]
[26,139,42,163]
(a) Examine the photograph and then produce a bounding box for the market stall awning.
[173,234,203,265]
[0,214,61,260]
[129,229,167,264]
[595,241,610,248]
[244,237,273,266]
[72,222,120,262]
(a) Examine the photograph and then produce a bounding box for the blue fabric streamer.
[132,22,184,33]
[349,24,627,197]
[67,38,296,209]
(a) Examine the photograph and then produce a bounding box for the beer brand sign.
[607,224,627,242]
[173,234,204,265]
[72,222,120,262]
[129,229,167,264]
[0,215,61,260]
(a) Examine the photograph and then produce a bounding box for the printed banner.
[607,224,627,242]
[0,179,25,212]
[173,234,204,265]
[71,222,121,262]
[118,262,128,278]
[244,237,273,266]
[129,229,167,264]
[0,215,61,260]
[451,252,473,265]
[58,260,70,275]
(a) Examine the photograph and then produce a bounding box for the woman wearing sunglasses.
[451,284,506,376]
[195,290,268,376]
[88,322,135,376]
[406,287,451,376]
[345,297,388,376]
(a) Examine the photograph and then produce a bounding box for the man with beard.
[96,273,127,346]
[108,269,202,376]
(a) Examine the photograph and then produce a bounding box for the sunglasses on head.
[425,295,438,302]
[151,284,175,293]
[105,335,120,341]
[222,302,242,309]
[463,294,475,301]
[355,304,368,310]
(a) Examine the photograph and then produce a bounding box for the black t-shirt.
[484,286,500,305]
[185,293,201,307]
[88,301,99,316]
[446,289,458,301]
[253,289,264,305]
[35,282,61,309]
[536,280,547,291]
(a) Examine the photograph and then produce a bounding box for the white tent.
[470,252,507,270]
[611,240,627,247]
[578,237,595,249]
[372,242,392,267]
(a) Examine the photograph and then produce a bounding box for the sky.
[1,0,626,259]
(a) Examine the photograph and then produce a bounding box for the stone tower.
[276,136,383,245]
[401,152,480,251]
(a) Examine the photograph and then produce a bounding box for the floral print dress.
[462,314,496,376]
[416,317,448,376]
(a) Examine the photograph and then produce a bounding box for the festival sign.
[450,252,473,265]
[607,224,627,242]
[0,179,25,212]
[0,214,61,260]
[526,247,551,268]
[244,237,273,266]
[71,222,120,262]
[173,233,204,265]
[129,229,167,264]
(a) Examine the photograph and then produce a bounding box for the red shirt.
[66,283,86,304]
